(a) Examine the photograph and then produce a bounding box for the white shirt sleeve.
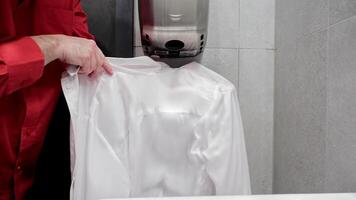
[203,87,251,195]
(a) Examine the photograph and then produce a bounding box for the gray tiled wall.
[239,49,275,194]
[274,0,356,193]
[326,15,356,192]
[134,0,275,194]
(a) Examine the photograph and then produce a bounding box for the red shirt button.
[16,160,22,173]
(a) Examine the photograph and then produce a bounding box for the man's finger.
[97,48,113,75]
[89,69,99,78]
[88,51,97,74]
[102,60,113,75]
[79,66,92,75]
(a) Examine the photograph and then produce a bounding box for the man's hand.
[31,34,113,76]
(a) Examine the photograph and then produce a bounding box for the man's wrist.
[31,34,63,65]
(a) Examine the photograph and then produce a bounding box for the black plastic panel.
[81,0,134,57]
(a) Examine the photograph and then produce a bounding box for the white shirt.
[61,57,251,200]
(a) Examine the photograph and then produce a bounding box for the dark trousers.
[26,93,71,200]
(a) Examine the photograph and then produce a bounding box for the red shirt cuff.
[0,37,45,92]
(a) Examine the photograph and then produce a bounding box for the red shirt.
[0,0,93,199]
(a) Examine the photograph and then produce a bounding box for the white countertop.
[102,193,356,200]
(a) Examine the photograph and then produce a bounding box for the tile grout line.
[239,48,276,50]
[328,11,356,28]
[271,0,277,192]
[324,0,331,192]
[238,0,241,97]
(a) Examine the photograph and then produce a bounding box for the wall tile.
[293,0,329,37]
[274,30,328,194]
[293,30,327,193]
[295,0,329,35]
[326,16,356,192]
[274,0,332,193]
[239,49,274,194]
[273,11,299,191]
[206,0,239,48]
[329,0,356,25]
[200,48,239,87]
[275,0,298,50]
[275,0,328,48]
[240,0,275,49]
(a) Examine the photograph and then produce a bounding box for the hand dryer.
[138,0,209,58]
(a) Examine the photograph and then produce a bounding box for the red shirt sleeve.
[0,37,45,97]
[73,0,94,40]
[0,0,92,97]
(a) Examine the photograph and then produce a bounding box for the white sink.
[102,193,356,200]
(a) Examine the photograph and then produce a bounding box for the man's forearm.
[31,35,61,65]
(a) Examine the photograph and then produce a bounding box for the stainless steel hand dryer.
[139,0,209,58]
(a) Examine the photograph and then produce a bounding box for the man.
[0,0,112,199]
